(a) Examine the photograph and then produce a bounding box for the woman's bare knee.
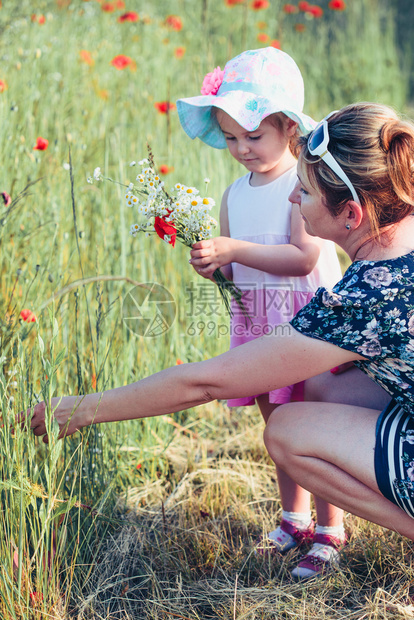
[263,404,296,465]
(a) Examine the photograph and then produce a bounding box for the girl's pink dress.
[227,167,342,406]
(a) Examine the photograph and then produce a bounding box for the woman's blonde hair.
[298,102,414,239]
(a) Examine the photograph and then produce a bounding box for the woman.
[30,102,414,553]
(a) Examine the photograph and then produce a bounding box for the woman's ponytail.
[380,120,414,210]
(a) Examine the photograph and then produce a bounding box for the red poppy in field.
[257,32,270,43]
[176,359,184,365]
[20,309,37,323]
[29,592,43,604]
[164,15,182,31]
[270,39,281,49]
[111,54,135,70]
[79,50,94,66]
[118,11,139,22]
[154,216,177,247]
[159,165,174,174]
[0,79,7,92]
[136,463,142,469]
[31,14,45,23]
[295,23,306,31]
[298,1,310,9]
[174,46,186,58]
[328,0,346,9]
[154,101,176,114]
[307,4,323,17]
[33,137,48,151]
[283,3,297,13]
[101,2,115,11]
[251,0,269,9]
[116,0,125,8]
[225,0,244,5]
[1,192,11,207]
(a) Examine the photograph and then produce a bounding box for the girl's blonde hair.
[298,102,414,240]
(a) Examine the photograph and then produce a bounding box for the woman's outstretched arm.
[29,326,363,441]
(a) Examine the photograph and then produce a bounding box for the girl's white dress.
[227,167,342,406]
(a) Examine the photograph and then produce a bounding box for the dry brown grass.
[69,401,414,620]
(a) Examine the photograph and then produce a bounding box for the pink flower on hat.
[200,66,225,96]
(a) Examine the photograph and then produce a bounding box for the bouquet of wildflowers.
[88,149,247,318]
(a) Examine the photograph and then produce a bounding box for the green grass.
[0,1,413,618]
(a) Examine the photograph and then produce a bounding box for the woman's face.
[289,156,339,240]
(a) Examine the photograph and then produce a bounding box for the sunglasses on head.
[307,112,361,205]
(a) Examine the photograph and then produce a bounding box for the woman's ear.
[344,200,364,229]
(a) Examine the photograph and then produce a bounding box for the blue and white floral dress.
[290,251,414,517]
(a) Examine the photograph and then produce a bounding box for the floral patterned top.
[290,251,414,414]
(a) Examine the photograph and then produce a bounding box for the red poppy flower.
[165,15,182,31]
[154,216,176,247]
[283,3,297,12]
[295,22,306,31]
[0,80,7,92]
[257,32,270,42]
[154,101,176,114]
[159,165,174,174]
[118,11,139,22]
[116,0,125,8]
[29,592,43,604]
[328,0,346,9]
[33,137,48,151]
[307,4,323,17]
[20,309,37,323]
[136,463,142,469]
[298,1,310,9]
[270,39,281,49]
[1,192,11,207]
[111,55,135,70]
[101,2,115,11]
[79,50,94,66]
[176,359,184,365]
[174,46,186,58]
[31,14,45,23]
[225,0,244,5]
[251,0,269,9]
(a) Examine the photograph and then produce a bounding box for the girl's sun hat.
[176,47,316,149]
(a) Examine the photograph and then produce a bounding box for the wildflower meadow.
[0,1,414,618]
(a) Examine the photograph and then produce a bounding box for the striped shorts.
[375,399,414,518]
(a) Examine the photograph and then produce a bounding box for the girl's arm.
[190,202,322,278]
[29,328,364,441]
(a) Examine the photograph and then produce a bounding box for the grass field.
[0,1,413,618]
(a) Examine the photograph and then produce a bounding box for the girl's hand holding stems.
[189,206,323,281]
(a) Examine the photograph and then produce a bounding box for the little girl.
[177,47,344,579]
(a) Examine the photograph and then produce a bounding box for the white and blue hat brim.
[177,83,316,150]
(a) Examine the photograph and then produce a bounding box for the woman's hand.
[189,236,235,279]
[27,395,92,442]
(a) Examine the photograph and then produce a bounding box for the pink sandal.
[291,533,347,579]
[256,519,315,555]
